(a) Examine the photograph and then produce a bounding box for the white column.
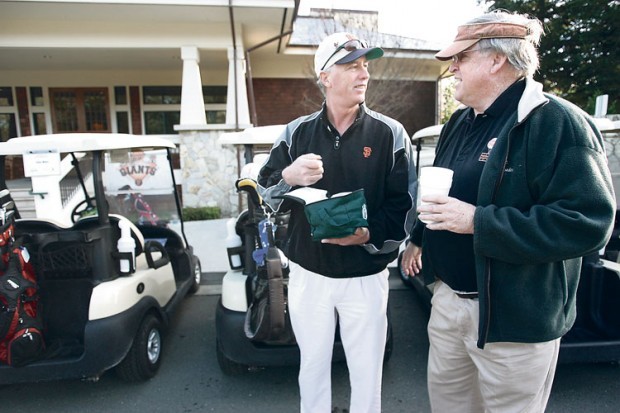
[226,47,251,128]
[180,46,207,127]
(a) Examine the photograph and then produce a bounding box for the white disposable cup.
[418,167,453,224]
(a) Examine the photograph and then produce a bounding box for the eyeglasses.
[451,47,494,64]
[320,39,369,71]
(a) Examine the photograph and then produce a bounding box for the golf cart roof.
[0,133,175,156]
[411,124,443,141]
[218,125,286,145]
[410,118,619,142]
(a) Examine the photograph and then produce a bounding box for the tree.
[481,0,619,114]
[440,78,460,124]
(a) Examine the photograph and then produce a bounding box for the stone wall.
[178,129,241,218]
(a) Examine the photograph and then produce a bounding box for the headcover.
[285,188,369,241]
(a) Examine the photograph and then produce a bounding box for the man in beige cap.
[258,32,417,412]
[401,10,615,413]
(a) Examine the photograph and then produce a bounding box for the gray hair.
[316,65,332,96]
[470,10,544,77]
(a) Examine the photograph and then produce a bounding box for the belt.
[455,292,478,299]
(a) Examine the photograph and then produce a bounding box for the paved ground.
[182,218,231,274]
[1,278,618,413]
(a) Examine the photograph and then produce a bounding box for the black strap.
[33,229,103,253]
[266,246,285,335]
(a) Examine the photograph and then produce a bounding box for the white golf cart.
[0,133,201,384]
[215,126,393,374]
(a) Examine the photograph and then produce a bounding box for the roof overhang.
[0,0,298,72]
[0,133,176,155]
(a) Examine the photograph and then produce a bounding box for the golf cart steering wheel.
[71,199,97,223]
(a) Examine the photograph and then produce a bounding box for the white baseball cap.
[314,32,384,77]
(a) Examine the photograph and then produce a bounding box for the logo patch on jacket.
[363,147,372,158]
[478,138,497,162]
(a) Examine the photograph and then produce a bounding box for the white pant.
[287,261,389,413]
[427,280,560,413]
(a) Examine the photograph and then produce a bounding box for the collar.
[320,102,366,125]
[484,78,526,118]
[517,77,548,123]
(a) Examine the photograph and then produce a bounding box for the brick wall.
[252,78,323,126]
[252,78,436,137]
[129,86,142,135]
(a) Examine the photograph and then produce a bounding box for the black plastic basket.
[33,242,94,280]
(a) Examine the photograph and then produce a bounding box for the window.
[114,86,128,105]
[116,112,129,134]
[203,86,227,104]
[0,86,13,106]
[32,113,47,135]
[30,87,44,106]
[142,85,228,133]
[50,88,110,133]
[0,114,17,142]
[144,111,180,135]
[0,87,17,141]
[207,111,226,124]
[0,87,13,107]
[143,86,182,105]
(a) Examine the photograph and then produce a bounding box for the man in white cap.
[258,32,417,412]
[401,10,615,413]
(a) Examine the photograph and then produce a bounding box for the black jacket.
[258,103,417,277]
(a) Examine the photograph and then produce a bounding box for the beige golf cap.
[435,22,530,61]
[314,32,383,77]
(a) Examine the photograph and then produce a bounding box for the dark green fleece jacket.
[411,78,616,348]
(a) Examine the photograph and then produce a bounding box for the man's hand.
[282,153,324,187]
[321,227,370,246]
[401,242,422,276]
[417,194,475,234]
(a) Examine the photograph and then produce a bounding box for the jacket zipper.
[478,127,511,349]
[326,124,341,150]
[333,135,341,150]
[476,91,547,348]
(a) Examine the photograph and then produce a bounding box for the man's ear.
[490,53,509,74]
[320,72,330,87]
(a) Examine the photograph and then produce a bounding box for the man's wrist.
[281,166,293,186]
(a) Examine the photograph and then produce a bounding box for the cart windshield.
[103,148,181,228]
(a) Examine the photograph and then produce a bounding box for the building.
[0,0,449,217]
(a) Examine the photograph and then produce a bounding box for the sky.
[298,0,489,43]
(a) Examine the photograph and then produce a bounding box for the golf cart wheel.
[116,314,163,382]
[216,339,248,375]
[397,251,413,288]
[188,257,202,295]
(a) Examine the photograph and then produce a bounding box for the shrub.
[182,206,221,221]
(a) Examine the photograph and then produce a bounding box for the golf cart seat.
[15,214,144,284]
[72,214,145,258]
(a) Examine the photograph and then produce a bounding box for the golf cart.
[215,127,393,374]
[398,119,620,364]
[0,133,201,384]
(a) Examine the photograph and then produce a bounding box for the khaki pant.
[287,262,389,413]
[427,280,560,413]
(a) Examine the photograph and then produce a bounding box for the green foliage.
[480,0,619,114]
[182,206,221,221]
[440,78,460,124]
